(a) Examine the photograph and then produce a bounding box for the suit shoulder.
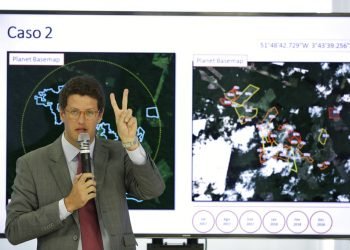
[97,137,123,148]
[19,139,60,161]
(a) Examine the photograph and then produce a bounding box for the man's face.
[60,94,103,148]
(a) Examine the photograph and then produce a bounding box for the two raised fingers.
[110,89,129,114]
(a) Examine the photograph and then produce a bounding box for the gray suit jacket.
[5,135,165,250]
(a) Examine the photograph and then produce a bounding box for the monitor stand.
[147,238,204,250]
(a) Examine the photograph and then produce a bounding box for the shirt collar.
[61,133,96,163]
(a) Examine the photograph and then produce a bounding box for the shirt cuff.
[59,198,72,221]
[126,143,147,165]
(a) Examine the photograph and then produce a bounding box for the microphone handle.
[80,152,92,173]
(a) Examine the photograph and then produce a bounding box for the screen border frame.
[1,10,350,239]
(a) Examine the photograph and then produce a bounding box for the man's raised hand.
[110,89,138,150]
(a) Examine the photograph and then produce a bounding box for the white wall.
[1,238,350,250]
[0,0,333,12]
[333,0,350,12]
[1,0,350,249]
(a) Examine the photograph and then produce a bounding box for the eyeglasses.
[64,108,100,120]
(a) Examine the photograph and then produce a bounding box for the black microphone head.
[77,133,90,152]
[77,133,92,174]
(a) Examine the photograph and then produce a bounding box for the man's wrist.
[59,198,72,221]
[122,136,139,150]
[64,197,74,213]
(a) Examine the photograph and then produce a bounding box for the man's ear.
[59,107,65,121]
[97,109,104,123]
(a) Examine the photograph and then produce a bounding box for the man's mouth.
[76,128,87,133]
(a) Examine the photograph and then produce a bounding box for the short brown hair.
[59,75,106,111]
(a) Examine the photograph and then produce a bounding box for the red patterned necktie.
[77,153,103,250]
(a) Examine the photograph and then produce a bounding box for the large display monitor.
[1,11,350,238]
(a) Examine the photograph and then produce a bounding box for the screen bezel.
[1,10,350,239]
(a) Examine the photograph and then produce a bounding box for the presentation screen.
[1,11,350,238]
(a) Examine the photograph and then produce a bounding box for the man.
[5,75,165,250]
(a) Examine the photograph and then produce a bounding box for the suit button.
[73,235,78,241]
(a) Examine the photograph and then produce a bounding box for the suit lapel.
[48,136,72,196]
[93,138,108,193]
[48,136,79,223]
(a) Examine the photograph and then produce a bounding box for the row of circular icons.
[192,210,332,234]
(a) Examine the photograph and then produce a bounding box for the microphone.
[77,133,91,173]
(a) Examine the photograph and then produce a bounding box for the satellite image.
[7,52,175,209]
[192,62,350,202]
